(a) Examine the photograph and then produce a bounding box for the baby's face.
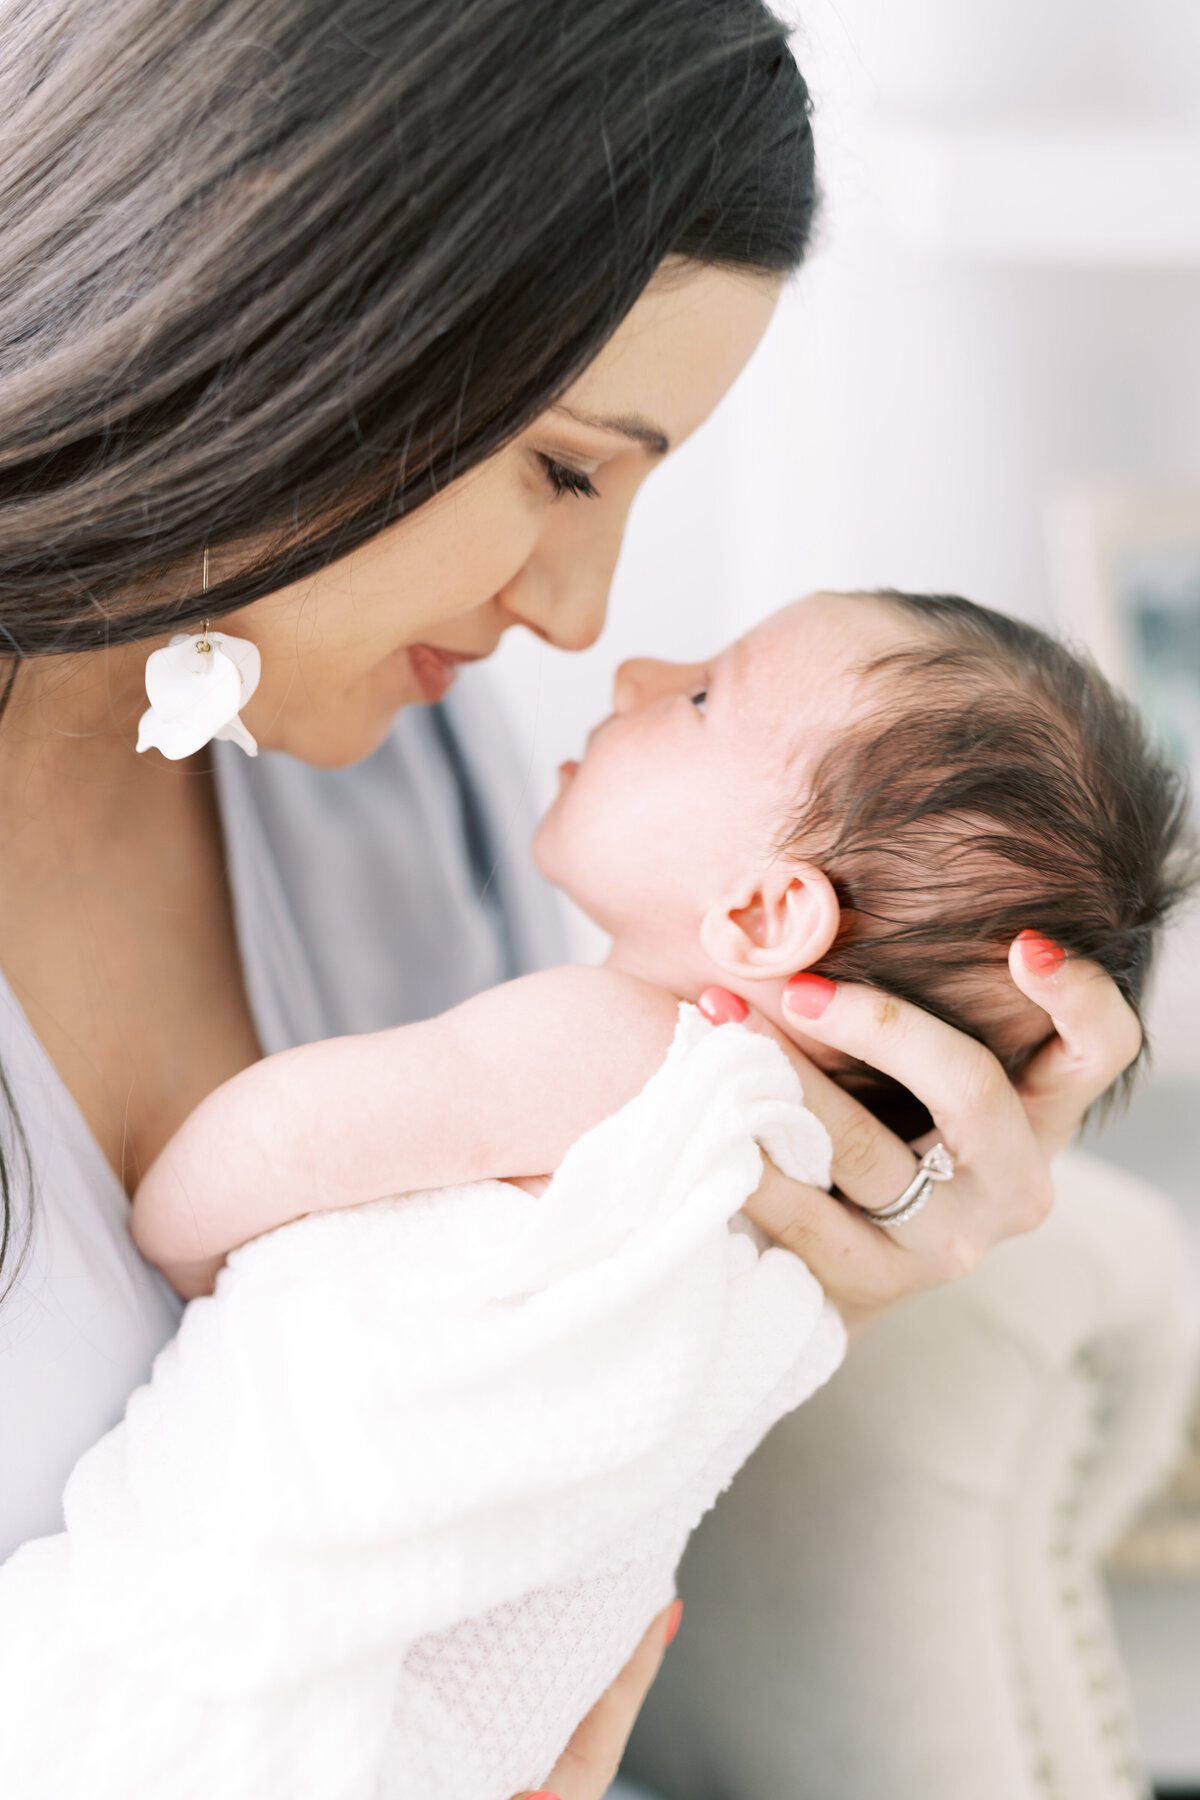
[534,592,911,978]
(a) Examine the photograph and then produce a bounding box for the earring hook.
[197,548,212,654]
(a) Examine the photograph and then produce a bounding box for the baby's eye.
[690,690,708,715]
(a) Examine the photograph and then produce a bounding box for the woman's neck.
[0,645,183,839]
[0,643,261,1194]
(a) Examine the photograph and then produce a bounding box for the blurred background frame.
[1050,487,1200,817]
[1050,487,1200,1079]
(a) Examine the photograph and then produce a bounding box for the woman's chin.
[253,702,411,770]
[249,658,430,767]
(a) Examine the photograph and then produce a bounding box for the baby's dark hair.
[783,590,1197,1134]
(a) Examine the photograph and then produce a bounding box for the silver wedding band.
[863,1143,956,1228]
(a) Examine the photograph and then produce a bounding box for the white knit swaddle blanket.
[0,1004,845,1800]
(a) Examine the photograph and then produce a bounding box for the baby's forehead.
[734,593,919,730]
[744,591,912,665]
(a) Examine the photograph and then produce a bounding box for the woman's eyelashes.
[538,454,600,502]
[690,689,708,715]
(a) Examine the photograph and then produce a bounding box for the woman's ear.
[698,861,840,981]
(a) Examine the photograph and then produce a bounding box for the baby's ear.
[698,861,840,981]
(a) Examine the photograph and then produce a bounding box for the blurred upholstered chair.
[623,1151,1200,1800]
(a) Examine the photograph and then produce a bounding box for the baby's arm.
[132,966,681,1297]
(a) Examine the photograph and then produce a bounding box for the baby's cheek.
[534,761,647,912]
[532,773,610,892]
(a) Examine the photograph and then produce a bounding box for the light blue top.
[0,673,565,1559]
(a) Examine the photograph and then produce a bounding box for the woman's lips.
[407,644,482,705]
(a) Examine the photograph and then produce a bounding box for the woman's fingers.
[772,948,1139,1175]
[726,1000,919,1212]
[782,974,1019,1145]
[699,964,1135,1326]
[510,1601,680,1800]
[744,1160,905,1317]
[745,1157,986,1325]
[778,974,1049,1235]
[1006,938,1143,1153]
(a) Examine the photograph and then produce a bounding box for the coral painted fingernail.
[525,1793,562,1799]
[1017,930,1065,975]
[783,973,836,1019]
[664,1598,684,1645]
[697,987,748,1025]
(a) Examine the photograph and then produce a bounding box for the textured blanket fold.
[0,1004,845,1799]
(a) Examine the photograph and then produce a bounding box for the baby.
[2,590,1192,1800]
[136,585,1194,1293]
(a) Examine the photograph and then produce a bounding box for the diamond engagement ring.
[864,1143,956,1228]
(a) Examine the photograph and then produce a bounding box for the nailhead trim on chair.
[1006,1339,1150,1800]
[1108,1384,1200,1577]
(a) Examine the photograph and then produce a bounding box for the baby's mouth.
[559,709,615,782]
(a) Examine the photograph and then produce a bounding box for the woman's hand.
[709,934,1142,1332]
[510,1600,682,1800]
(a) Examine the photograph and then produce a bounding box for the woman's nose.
[612,658,705,714]
[547,573,608,652]
[502,472,651,652]
[500,560,609,653]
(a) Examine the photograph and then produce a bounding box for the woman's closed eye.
[538,454,600,502]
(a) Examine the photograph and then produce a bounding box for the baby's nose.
[612,658,705,713]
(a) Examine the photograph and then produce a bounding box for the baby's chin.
[533,764,692,949]
[530,800,574,895]
[532,754,583,866]
[531,796,626,937]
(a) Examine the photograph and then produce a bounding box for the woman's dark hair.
[0,0,815,658]
[0,0,817,1289]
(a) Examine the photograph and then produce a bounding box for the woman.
[0,2,1139,1794]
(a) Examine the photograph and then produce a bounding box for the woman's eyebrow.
[551,405,670,458]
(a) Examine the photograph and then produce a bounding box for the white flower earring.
[136,549,262,761]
